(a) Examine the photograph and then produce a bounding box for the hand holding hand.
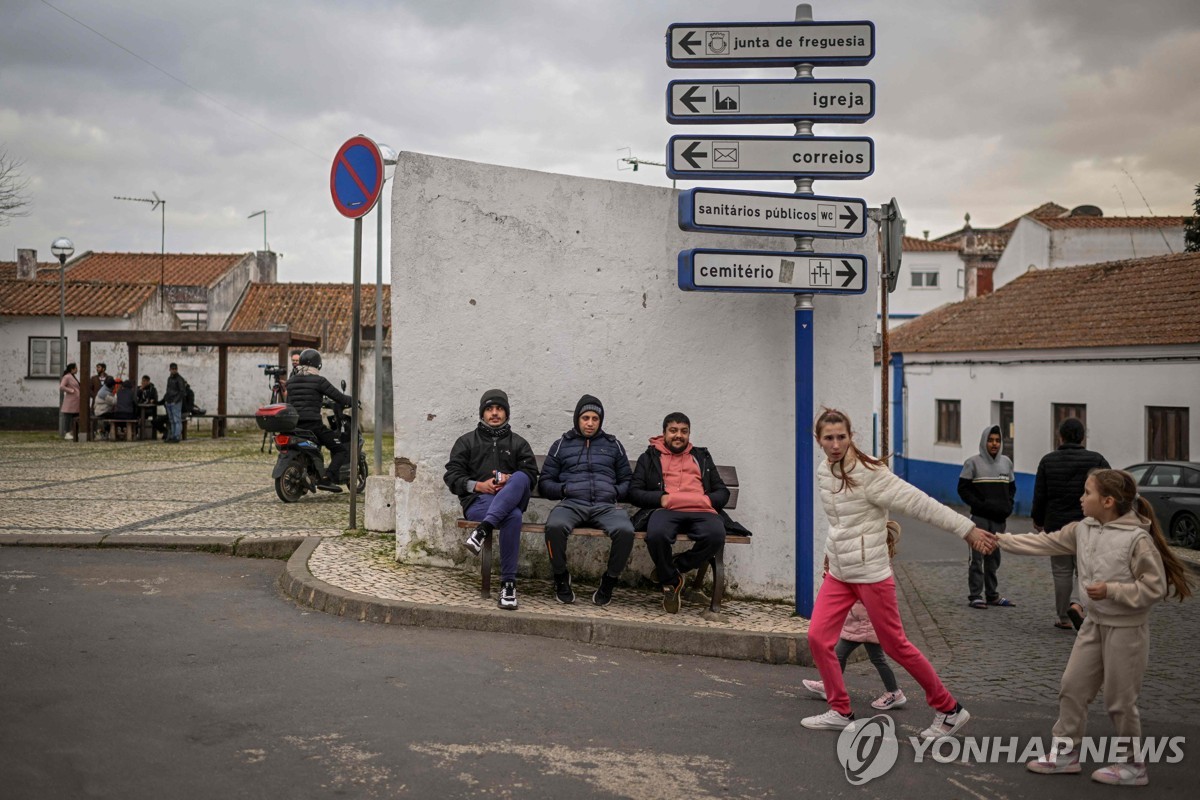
[966,528,998,554]
[1085,582,1107,600]
[475,478,499,495]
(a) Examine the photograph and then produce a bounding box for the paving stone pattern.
[890,553,1200,723]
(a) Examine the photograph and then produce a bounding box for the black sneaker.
[498,580,518,611]
[592,574,617,606]
[315,479,343,493]
[553,571,575,604]
[464,527,487,555]
[662,573,685,613]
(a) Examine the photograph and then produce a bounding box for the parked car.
[1125,462,1200,549]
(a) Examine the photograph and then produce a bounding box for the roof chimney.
[16,249,37,280]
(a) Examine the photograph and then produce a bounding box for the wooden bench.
[456,460,748,613]
[94,418,138,441]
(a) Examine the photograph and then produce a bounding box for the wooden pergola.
[77,329,321,442]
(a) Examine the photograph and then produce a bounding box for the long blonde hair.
[814,408,884,492]
[1090,469,1192,602]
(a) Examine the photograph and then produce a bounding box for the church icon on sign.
[714,86,740,112]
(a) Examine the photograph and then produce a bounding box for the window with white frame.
[28,336,64,378]
[911,269,940,288]
[956,268,965,289]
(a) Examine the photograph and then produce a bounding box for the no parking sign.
[330,135,384,219]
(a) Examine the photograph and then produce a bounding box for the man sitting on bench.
[445,389,538,611]
[539,395,634,607]
[628,412,729,614]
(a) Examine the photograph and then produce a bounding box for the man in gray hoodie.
[958,425,1017,609]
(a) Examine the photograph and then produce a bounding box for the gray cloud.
[2,0,1196,279]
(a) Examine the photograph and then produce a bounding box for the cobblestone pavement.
[308,535,811,635]
[885,514,1200,724]
[0,435,810,639]
[0,434,356,539]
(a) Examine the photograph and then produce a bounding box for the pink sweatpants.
[808,574,956,716]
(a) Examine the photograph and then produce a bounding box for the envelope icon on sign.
[713,141,739,168]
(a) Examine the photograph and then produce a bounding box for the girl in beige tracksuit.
[996,468,1193,787]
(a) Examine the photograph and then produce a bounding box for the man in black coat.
[444,389,538,611]
[628,412,730,613]
[285,349,352,492]
[539,395,634,607]
[1032,417,1110,629]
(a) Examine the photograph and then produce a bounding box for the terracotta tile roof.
[225,283,391,351]
[0,279,157,318]
[996,202,1070,231]
[890,251,1200,353]
[39,252,249,287]
[903,236,960,253]
[935,202,1068,244]
[0,261,59,280]
[1034,215,1187,230]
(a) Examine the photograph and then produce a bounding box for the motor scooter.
[256,386,368,503]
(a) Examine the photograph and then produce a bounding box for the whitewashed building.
[883,236,965,328]
[886,251,1199,517]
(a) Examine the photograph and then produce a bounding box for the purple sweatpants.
[465,470,531,582]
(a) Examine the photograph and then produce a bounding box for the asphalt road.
[2,547,1196,799]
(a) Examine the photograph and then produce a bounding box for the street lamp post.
[374,144,398,475]
[51,237,75,374]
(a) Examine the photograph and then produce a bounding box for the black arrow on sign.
[681,141,708,169]
[679,31,702,55]
[680,86,706,113]
[836,260,858,288]
[839,205,860,230]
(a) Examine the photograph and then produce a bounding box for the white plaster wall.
[993,219,1052,289]
[0,316,134,407]
[886,250,965,322]
[900,346,1200,474]
[389,152,876,600]
[995,220,1186,289]
[1050,227,1184,270]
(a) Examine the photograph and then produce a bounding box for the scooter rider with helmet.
[285,348,352,492]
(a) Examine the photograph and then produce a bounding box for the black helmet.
[299,348,322,369]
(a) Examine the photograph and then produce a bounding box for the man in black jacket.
[628,412,729,613]
[444,389,538,610]
[285,349,352,492]
[539,395,634,607]
[1032,417,1110,629]
[161,363,188,443]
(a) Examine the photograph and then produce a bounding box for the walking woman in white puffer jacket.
[801,408,997,739]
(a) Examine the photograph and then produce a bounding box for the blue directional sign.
[667,21,875,68]
[667,79,875,124]
[680,188,866,238]
[667,135,874,180]
[330,135,384,219]
[679,249,867,295]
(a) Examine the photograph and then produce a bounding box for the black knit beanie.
[479,389,510,418]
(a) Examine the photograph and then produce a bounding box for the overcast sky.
[2,0,1197,282]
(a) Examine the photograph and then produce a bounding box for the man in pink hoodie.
[628,412,732,613]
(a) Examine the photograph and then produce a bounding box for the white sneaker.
[802,679,827,699]
[498,580,518,611]
[920,704,970,739]
[801,709,855,731]
[1091,762,1148,786]
[63,433,73,440]
[871,690,907,710]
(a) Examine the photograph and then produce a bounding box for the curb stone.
[280,538,815,666]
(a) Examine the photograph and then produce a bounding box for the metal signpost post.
[330,134,385,530]
[667,4,876,617]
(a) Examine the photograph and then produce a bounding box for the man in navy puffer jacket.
[539,395,634,606]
